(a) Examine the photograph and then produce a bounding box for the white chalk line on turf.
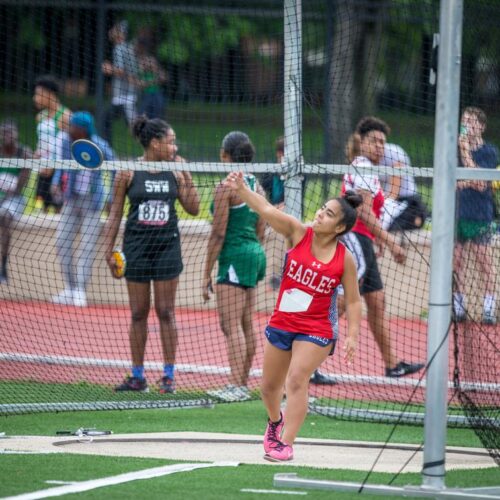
[0,450,59,455]
[241,489,307,495]
[4,461,239,500]
[44,481,75,486]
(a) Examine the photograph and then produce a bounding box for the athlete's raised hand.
[225,171,246,191]
[224,171,306,247]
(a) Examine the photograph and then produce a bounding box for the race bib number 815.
[138,200,169,226]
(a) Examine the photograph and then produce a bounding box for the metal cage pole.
[95,0,107,135]
[422,0,463,490]
[283,0,303,220]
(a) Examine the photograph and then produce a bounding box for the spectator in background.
[50,112,115,307]
[102,21,139,146]
[341,117,424,377]
[203,131,267,402]
[380,143,427,232]
[33,75,71,213]
[135,37,167,120]
[453,106,499,324]
[260,136,285,207]
[0,121,33,284]
[105,116,200,393]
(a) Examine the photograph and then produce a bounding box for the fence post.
[423,0,463,490]
[283,0,303,220]
[95,0,107,135]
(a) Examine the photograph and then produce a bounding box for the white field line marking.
[44,482,75,486]
[0,450,59,455]
[240,489,307,495]
[4,461,239,500]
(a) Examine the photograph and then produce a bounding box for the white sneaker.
[237,385,251,399]
[207,384,251,402]
[51,288,74,305]
[482,309,496,325]
[452,293,466,322]
[72,288,87,307]
[482,296,496,324]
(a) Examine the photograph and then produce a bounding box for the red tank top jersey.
[268,227,345,340]
[342,156,384,240]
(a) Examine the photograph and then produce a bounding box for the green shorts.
[217,245,266,289]
[456,220,493,244]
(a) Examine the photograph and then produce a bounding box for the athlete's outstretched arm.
[341,251,362,364]
[255,183,267,244]
[103,170,129,277]
[225,171,306,246]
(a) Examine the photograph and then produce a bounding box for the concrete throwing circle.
[2,432,496,473]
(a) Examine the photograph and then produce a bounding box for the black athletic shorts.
[123,230,183,283]
[36,173,63,210]
[349,232,384,295]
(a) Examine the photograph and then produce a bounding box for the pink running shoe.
[264,440,294,462]
[263,412,284,454]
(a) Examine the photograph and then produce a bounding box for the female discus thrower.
[104,116,200,393]
[225,171,362,462]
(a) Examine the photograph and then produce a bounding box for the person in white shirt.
[380,143,427,232]
[102,21,139,146]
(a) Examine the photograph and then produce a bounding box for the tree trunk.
[326,0,384,164]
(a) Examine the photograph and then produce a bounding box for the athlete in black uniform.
[104,116,200,393]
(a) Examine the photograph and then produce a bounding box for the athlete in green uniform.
[203,131,266,402]
[216,174,266,288]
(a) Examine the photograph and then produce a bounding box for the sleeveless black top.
[125,170,179,237]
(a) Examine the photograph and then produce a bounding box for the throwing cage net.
[0,0,498,465]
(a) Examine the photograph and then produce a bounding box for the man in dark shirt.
[453,107,499,324]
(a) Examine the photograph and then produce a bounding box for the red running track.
[0,300,495,404]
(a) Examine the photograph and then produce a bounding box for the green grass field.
[1,401,498,499]
[1,453,498,499]
[0,400,484,446]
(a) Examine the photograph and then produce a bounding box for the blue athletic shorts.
[265,326,336,356]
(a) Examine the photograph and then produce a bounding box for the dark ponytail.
[132,115,171,148]
[221,131,255,163]
[35,75,60,95]
[335,190,363,236]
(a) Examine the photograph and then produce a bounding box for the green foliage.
[127,14,256,65]
[17,17,46,50]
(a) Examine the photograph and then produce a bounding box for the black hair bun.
[343,190,363,209]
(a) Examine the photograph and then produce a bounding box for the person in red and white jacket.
[225,170,362,462]
[341,116,424,379]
